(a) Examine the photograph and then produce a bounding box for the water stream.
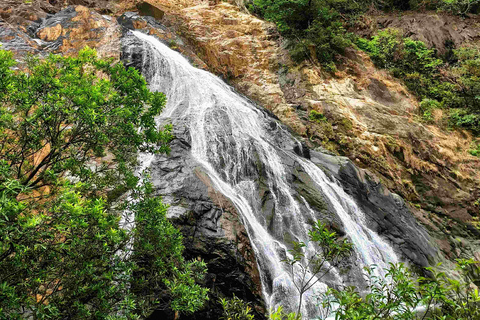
[123,30,399,318]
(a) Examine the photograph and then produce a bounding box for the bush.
[453,45,480,112]
[220,298,299,320]
[439,0,480,15]
[357,29,443,99]
[220,295,255,320]
[420,99,441,122]
[250,0,353,64]
[449,108,480,134]
[469,142,480,156]
[322,259,480,320]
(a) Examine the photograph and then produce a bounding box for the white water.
[126,30,398,318]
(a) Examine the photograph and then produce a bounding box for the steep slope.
[144,0,480,264]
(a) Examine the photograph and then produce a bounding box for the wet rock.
[0,21,40,54]
[335,159,439,268]
[148,134,266,320]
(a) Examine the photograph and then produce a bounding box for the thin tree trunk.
[297,292,303,318]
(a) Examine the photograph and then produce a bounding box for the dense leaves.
[129,180,208,316]
[220,295,255,320]
[250,0,353,65]
[0,49,207,319]
[0,47,172,194]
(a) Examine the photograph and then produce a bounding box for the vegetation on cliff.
[249,0,480,135]
[0,48,208,319]
[358,30,480,134]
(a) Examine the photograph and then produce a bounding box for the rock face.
[0,0,128,28]
[0,5,121,59]
[144,0,480,267]
[145,126,267,320]
[358,12,480,54]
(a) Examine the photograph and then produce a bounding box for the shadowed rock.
[136,2,164,21]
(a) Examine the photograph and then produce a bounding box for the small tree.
[283,221,353,316]
[0,47,172,195]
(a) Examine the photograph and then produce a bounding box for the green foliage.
[419,99,441,123]
[357,29,444,101]
[449,108,480,134]
[0,49,207,319]
[250,0,353,64]
[283,221,353,316]
[268,306,299,320]
[309,110,328,123]
[359,29,480,134]
[130,180,208,315]
[220,300,300,320]
[0,47,172,194]
[220,295,255,320]
[439,0,480,15]
[469,142,480,156]
[321,260,480,320]
[452,45,480,120]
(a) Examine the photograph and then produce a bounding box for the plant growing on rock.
[357,29,480,134]
[220,295,255,320]
[220,297,298,320]
[283,221,353,316]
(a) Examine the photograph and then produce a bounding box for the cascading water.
[123,30,399,318]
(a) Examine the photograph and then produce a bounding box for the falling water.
[123,30,399,318]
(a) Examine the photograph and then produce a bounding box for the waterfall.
[124,30,399,318]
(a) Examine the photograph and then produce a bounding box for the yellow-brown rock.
[38,23,63,41]
[35,5,122,59]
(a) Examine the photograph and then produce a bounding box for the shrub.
[420,99,441,122]
[439,0,480,15]
[469,142,480,156]
[220,295,255,320]
[449,108,480,134]
[283,221,353,315]
[309,110,328,122]
[322,260,480,320]
[250,0,353,64]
